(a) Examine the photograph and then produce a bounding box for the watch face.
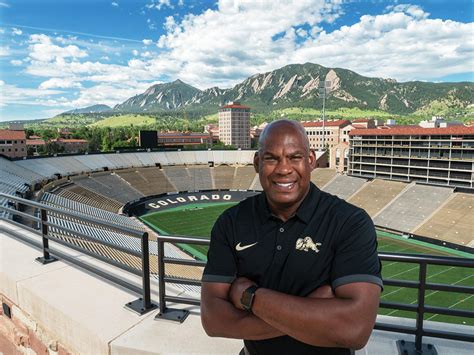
[241,286,258,311]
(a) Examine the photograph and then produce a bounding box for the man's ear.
[253,152,259,173]
[308,149,316,171]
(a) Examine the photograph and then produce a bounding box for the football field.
[140,203,474,326]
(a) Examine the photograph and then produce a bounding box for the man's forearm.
[201,291,284,340]
[251,284,380,349]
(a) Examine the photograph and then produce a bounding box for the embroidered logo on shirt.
[295,237,321,253]
[235,242,258,251]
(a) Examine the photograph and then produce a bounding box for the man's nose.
[275,158,292,174]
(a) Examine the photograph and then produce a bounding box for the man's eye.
[264,157,277,162]
[291,156,303,160]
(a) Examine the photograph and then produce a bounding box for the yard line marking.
[425,294,474,321]
[386,273,474,317]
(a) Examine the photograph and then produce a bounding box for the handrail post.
[155,237,190,323]
[35,208,57,264]
[158,238,166,315]
[124,232,157,315]
[415,262,427,352]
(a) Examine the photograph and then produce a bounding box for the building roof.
[219,104,251,109]
[26,139,46,145]
[349,125,474,136]
[352,118,371,123]
[51,138,88,143]
[302,120,351,128]
[0,130,26,140]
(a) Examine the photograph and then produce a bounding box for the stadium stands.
[212,165,236,190]
[373,183,454,233]
[232,166,257,190]
[116,167,176,196]
[413,193,474,247]
[73,173,144,204]
[187,166,214,190]
[162,165,193,192]
[347,179,409,217]
[56,185,123,213]
[321,174,368,200]
[310,168,337,189]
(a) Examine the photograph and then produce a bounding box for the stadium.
[0,150,472,354]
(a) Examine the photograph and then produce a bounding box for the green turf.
[140,203,474,326]
[140,202,237,258]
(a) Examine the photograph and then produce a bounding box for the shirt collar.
[257,182,320,224]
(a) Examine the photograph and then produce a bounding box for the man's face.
[254,125,315,214]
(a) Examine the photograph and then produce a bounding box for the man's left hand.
[229,277,257,310]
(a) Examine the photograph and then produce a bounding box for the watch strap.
[241,285,259,312]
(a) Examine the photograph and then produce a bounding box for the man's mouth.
[274,182,296,190]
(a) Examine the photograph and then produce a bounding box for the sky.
[0,0,472,122]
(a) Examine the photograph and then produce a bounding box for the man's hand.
[229,277,257,310]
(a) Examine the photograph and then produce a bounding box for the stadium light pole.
[318,80,331,152]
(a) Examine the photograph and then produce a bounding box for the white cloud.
[12,27,23,35]
[39,78,82,89]
[28,34,88,62]
[148,0,172,10]
[111,1,119,7]
[0,81,64,107]
[142,39,153,46]
[0,2,9,8]
[0,46,10,57]
[10,59,22,66]
[132,49,139,56]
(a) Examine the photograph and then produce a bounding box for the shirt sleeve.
[330,209,383,290]
[202,212,237,283]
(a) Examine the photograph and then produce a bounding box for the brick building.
[0,130,27,158]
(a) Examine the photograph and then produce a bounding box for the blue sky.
[0,0,472,121]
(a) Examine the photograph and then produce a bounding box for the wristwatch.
[241,285,259,312]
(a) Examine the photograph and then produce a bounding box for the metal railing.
[154,235,474,352]
[1,193,473,352]
[0,193,157,315]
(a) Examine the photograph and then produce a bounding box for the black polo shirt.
[202,183,382,355]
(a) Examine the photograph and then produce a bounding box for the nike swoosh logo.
[235,242,258,251]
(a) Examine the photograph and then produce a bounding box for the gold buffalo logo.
[295,237,321,253]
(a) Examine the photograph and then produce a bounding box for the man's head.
[254,120,316,218]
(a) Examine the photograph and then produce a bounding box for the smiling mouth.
[274,182,296,190]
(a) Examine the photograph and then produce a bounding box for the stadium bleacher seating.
[310,168,336,189]
[232,166,257,190]
[116,167,176,196]
[373,183,454,233]
[347,179,408,217]
[212,165,236,190]
[162,165,193,191]
[73,173,144,204]
[187,166,214,190]
[321,174,368,200]
[413,193,474,247]
[56,185,123,213]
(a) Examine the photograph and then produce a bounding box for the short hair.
[258,119,310,153]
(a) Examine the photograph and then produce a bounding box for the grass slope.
[89,114,157,128]
[141,202,473,326]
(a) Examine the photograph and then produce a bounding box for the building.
[348,125,474,188]
[419,116,463,128]
[302,120,351,150]
[26,138,46,155]
[0,129,27,158]
[157,132,215,147]
[51,138,88,153]
[218,102,251,149]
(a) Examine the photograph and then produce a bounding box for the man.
[201,120,382,354]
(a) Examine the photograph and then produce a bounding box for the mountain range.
[66,63,474,116]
